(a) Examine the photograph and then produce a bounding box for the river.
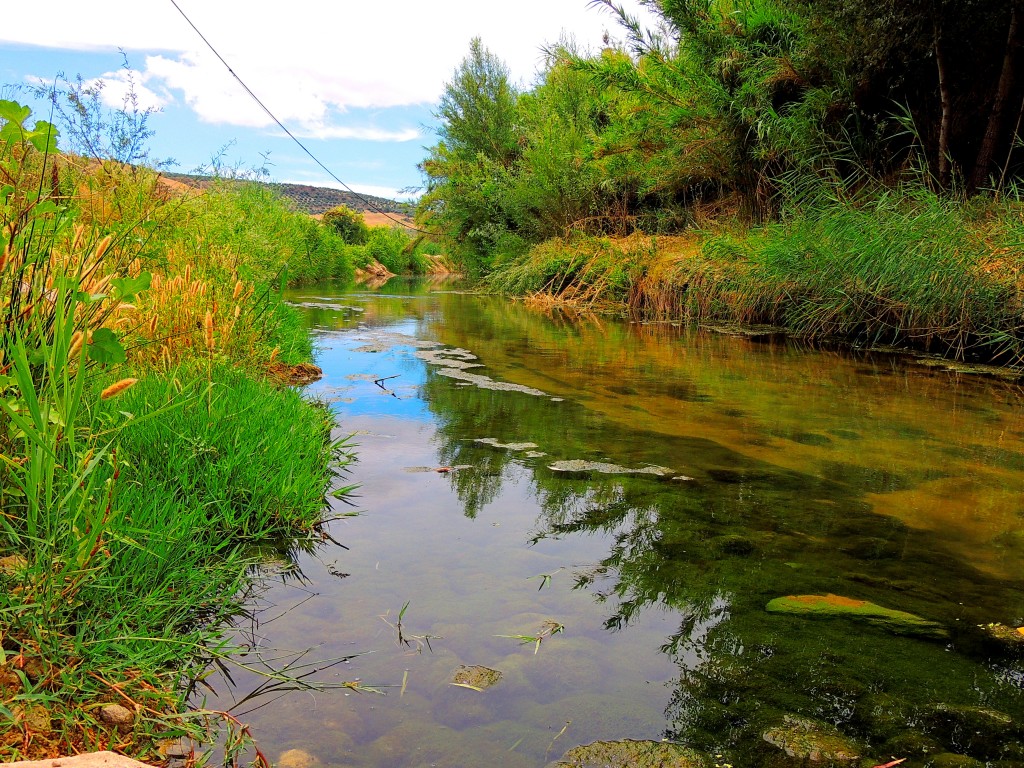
[207,279,1024,767]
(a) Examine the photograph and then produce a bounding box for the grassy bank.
[0,101,350,760]
[488,191,1024,364]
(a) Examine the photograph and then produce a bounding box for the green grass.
[1,360,344,759]
[0,100,352,760]
[489,190,1024,363]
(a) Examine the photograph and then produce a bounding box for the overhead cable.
[167,0,428,234]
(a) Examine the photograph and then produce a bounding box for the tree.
[419,40,523,273]
[321,205,369,245]
[436,37,520,169]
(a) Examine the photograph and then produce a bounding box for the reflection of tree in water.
[536,474,1024,763]
[425,374,1024,761]
[411,295,1024,763]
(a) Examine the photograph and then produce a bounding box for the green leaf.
[27,121,60,154]
[110,272,152,301]
[0,100,31,125]
[87,328,127,365]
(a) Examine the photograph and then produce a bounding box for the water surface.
[213,280,1024,766]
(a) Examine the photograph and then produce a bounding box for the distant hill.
[162,173,415,217]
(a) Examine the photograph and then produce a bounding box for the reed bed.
[493,191,1024,363]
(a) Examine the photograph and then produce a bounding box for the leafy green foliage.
[322,204,369,245]
[0,97,353,759]
[366,225,422,274]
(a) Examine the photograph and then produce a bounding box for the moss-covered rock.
[549,739,706,768]
[920,703,1019,759]
[761,715,862,764]
[765,594,949,639]
[925,753,986,768]
[450,664,503,690]
[977,622,1024,655]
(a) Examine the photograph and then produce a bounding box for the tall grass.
[1,99,350,760]
[492,190,1024,363]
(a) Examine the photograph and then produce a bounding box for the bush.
[367,225,414,274]
[321,205,369,245]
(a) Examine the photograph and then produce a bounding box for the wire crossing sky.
[0,0,658,200]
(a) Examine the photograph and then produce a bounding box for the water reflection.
[247,280,1024,766]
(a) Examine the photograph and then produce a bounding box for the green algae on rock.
[474,438,540,451]
[547,460,673,477]
[450,665,503,691]
[549,739,706,768]
[977,622,1024,654]
[762,715,862,764]
[765,594,949,638]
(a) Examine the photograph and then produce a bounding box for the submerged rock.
[450,664,503,691]
[277,748,322,768]
[703,323,788,340]
[435,367,549,396]
[762,715,861,764]
[920,703,1019,758]
[977,622,1024,654]
[765,594,949,639]
[474,438,540,451]
[550,739,706,768]
[926,754,986,768]
[909,357,1024,381]
[415,348,484,370]
[548,460,672,477]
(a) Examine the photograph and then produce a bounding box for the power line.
[167,0,429,234]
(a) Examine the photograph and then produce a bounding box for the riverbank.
[0,103,353,760]
[487,192,1024,367]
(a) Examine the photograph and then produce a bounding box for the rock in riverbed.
[450,664,503,690]
[765,594,948,639]
[549,739,706,767]
[548,460,672,477]
[762,715,862,763]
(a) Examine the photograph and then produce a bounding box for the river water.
[213,280,1024,767]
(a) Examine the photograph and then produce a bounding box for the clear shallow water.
[210,280,1024,767]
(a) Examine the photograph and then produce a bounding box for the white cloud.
[88,68,169,112]
[292,125,420,142]
[2,0,659,128]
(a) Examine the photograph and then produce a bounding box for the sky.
[0,1,658,201]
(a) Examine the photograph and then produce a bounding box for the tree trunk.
[934,18,953,189]
[970,3,1022,193]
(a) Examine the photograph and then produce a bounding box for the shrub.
[321,204,369,245]
[366,225,414,274]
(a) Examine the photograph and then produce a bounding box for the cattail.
[161,345,171,368]
[184,264,191,283]
[269,346,280,363]
[69,330,86,360]
[100,378,137,400]
[148,315,159,336]
[94,235,112,261]
[72,224,85,250]
[233,304,241,319]
[232,280,244,300]
[204,311,215,350]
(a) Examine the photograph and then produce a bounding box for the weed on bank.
[0,100,350,759]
